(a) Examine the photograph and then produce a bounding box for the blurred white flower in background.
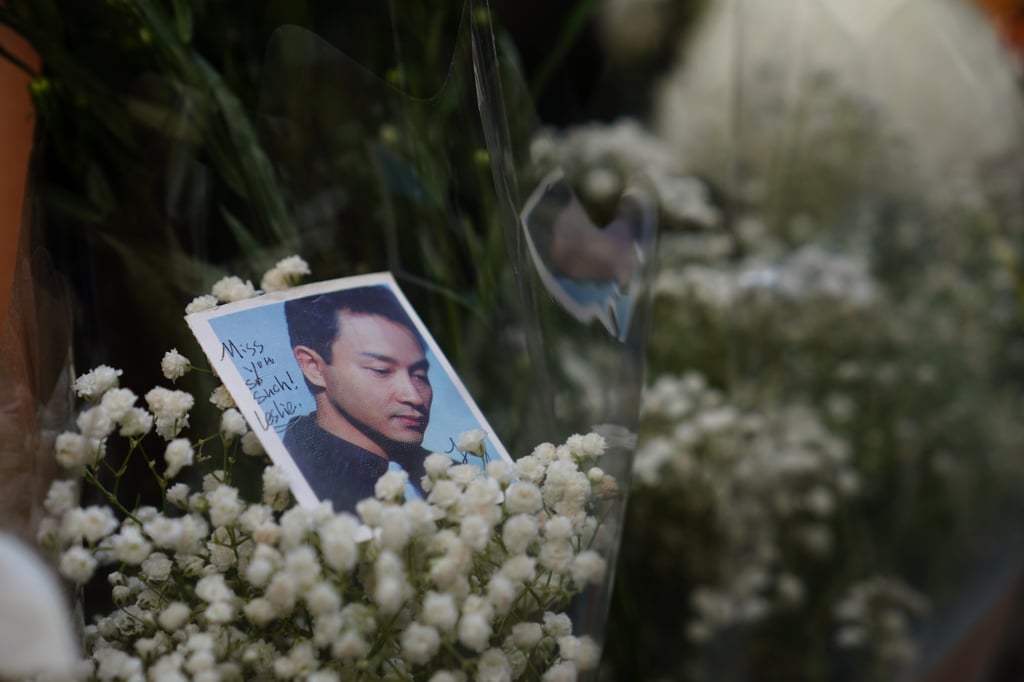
[0,531,79,678]
[656,0,1024,186]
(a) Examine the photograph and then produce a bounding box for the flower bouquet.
[570,1,1024,680]
[31,260,622,682]
[1,2,660,681]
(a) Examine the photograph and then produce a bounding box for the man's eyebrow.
[360,352,397,363]
[360,352,429,372]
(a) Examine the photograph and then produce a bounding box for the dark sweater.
[281,412,428,513]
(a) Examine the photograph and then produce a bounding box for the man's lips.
[393,414,427,431]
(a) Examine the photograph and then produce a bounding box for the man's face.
[317,311,432,448]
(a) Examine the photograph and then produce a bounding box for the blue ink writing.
[220,338,266,361]
[253,400,300,431]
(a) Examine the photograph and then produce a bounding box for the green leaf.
[171,0,193,44]
[85,164,116,215]
[218,205,265,259]
[39,185,106,224]
[123,94,203,144]
[529,0,602,100]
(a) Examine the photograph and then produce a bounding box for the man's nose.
[395,372,426,406]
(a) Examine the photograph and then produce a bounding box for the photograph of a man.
[283,285,432,512]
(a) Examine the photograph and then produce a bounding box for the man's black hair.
[285,286,424,393]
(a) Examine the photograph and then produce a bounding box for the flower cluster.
[530,120,720,229]
[635,371,860,641]
[39,422,612,682]
[833,577,930,665]
[591,60,1024,677]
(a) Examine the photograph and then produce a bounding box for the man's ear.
[293,346,328,389]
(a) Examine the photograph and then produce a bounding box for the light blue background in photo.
[208,296,502,467]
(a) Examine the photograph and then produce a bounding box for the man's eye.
[412,371,430,382]
[368,367,391,376]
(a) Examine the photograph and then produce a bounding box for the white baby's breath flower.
[379,506,411,551]
[424,452,454,477]
[262,466,291,511]
[243,598,275,626]
[331,632,371,660]
[318,516,359,572]
[141,553,173,582]
[284,546,321,591]
[502,515,539,555]
[195,574,234,604]
[459,514,491,551]
[356,498,384,527]
[208,385,235,411]
[428,673,462,682]
[166,483,190,508]
[260,255,311,292]
[240,431,264,456]
[504,481,543,515]
[456,429,487,457]
[308,671,340,682]
[44,479,78,516]
[145,387,195,421]
[266,573,298,616]
[304,582,341,616]
[486,575,517,616]
[245,553,275,588]
[157,603,190,632]
[542,660,578,682]
[59,545,97,583]
[530,442,558,463]
[572,635,601,670]
[94,648,143,681]
[99,388,137,422]
[76,407,114,441]
[118,407,153,438]
[457,613,491,652]
[204,601,235,624]
[486,460,514,487]
[513,455,545,484]
[147,389,194,440]
[185,295,218,314]
[211,276,256,303]
[570,549,607,586]
[448,464,480,488]
[220,409,248,440]
[477,648,511,682]
[421,591,458,632]
[511,622,543,650]
[460,478,502,524]
[375,470,408,502]
[80,506,118,544]
[74,365,122,400]
[401,622,441,665]
[428,480,462,509]
[539,539,574,575]
[164,439,193,479]
[161,349,191,382]
[543,612,573,638]
[111,526,152,565]
[55,432,90,470]
[207,485,242,528]
[501,555,537,584]
[142,517,181,550]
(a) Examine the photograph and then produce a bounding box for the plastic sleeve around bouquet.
[17,0,658,678]
[251,0,658,658]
